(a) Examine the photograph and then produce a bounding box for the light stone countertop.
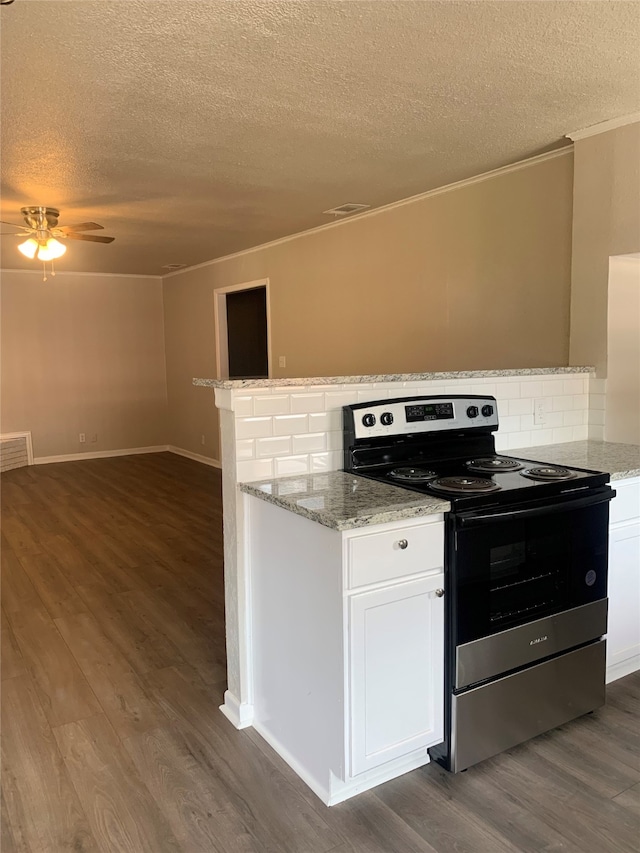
[194,365,593,390]
[240,471,450,531]
[515,440,640,481]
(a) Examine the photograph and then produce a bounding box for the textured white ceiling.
[1,0,639,276]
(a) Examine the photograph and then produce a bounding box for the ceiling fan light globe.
[18,237,39,259]
[36,238,66,261]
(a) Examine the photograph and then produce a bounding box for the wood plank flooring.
[2,451,639,852]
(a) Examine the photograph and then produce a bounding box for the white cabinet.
[349,575,444,776]
[607,477,640,682]
[245,495,445,805]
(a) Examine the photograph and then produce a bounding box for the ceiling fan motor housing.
[21,206,60,230]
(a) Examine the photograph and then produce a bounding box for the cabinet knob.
[435,588,445,598]
[397,539,408,550]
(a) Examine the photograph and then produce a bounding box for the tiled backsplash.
[223,373,601,483]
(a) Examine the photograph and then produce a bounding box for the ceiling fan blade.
[63,233,115,243]
[56,222,105,233]
[0,220,30,231]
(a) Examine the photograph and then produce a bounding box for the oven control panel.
[345,396,499,440]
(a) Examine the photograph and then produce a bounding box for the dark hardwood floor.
[1,452,639,852]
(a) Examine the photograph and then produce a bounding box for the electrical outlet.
[79,433,86,443]
[534,399,546,425]
[201,434,205,445]
[91,433,97,443]
[278,356,286,368]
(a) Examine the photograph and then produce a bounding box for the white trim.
[566,112,640,142]
[0,431,34,465]
[213,278,271,380]
[34,445,170,465]
[167,446,221,468]
[0,267,161,279]
[163,148,572,279]
[252,719,430,806]
[606,655,640,684]
[219,690,253,729]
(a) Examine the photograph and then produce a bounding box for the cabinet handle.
[435,588,445,598]
[397,539,408,550]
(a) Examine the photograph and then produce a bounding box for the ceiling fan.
[0,206,115,274]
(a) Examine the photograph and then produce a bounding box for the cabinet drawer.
[346,521,444,590]
[610,479,640,526]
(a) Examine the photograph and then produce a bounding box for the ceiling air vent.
[162,263,187,271]
[323,203,370,217]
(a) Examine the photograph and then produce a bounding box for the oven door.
[451,487,614,648]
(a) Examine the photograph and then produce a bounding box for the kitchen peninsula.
[195,367,640,803]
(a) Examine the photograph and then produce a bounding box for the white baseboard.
[168,446,221,468]
[34,445,170,465]
[219,691,253,729]
[606,654,640,684]
[0,430,34,464]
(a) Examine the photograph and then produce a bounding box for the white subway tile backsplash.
[563,410,585,427]
[275,455,310,476]
[590,394,606,411]
[589,410,606,426]
[499,415,521,433]
[589,378,607,395]
[494,434,509,452]
[253,395,291,416]
[256,436,292,458]
[522,381,543,398]
[542,380,564,398]
[572,425,588,440]
[508,431,532,449]
[508,398,533,417]
[497,400,510,416]
[325,390,359,408]
[545,412,564,429]
[532,429,555,446]
[237,458,274,482]
[563,379,584,396]
[357,389,389,402]
[236,439,255,460]
[310,451,342,472]
[552,426,575,444]
[236,417,273,440]
[552,396,569,412]
[326,431,343,450]
[292,433,327,454]
[308,412,330,431]
[572,394,588,410]
[273,414,309,435]
[496,382,521,399]
[290,394,326,414]
[233,396,253,416]
[589,424,605,440]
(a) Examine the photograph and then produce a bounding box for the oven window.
[453,500,609,645]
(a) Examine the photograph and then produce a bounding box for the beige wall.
[570,122,640,374]
[606,255,640,444]
[164,152,574,460]
[0,270,168,459]
[163,270,220,460]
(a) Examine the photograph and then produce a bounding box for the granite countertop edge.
[194,365,594,390]
[240,475,450,531]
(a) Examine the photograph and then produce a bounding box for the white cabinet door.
[349,574,444,777]
[607,520,640,674]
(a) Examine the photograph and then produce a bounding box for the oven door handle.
[457,488,616,527]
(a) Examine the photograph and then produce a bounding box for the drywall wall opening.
[214,279,271,380]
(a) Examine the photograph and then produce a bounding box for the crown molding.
[0,267,161,279]
[163,146,572,279]
[566,112,640,142]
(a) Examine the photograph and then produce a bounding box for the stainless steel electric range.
[343,395,615,772]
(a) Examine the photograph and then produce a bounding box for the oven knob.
[381,412,394,426]
[481,404,494,417]
[362,413,376,427]
[466,405,479,418]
